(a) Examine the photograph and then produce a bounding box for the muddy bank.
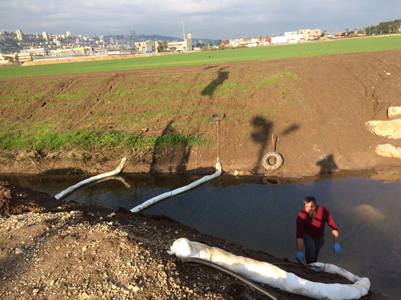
[0,181,392,299]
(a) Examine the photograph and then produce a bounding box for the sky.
[0,0,400,40]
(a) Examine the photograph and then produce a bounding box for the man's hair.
[304,196,316,205]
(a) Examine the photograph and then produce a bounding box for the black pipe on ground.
[180,257,283,300]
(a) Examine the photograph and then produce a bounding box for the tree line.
[364,19,401,35]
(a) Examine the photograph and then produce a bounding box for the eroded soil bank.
[0,181,392,299]
[1,50,401,178]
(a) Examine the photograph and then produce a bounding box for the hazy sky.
[1,0,400,40]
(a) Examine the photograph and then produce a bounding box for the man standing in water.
[296,196,342,264]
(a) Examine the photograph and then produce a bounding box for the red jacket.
[296,205,338,240]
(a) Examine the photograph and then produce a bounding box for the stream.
[1,170,400,299]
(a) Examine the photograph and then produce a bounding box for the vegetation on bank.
[0,67,302,154]
[0,35,401,79]
[0,129,206,152]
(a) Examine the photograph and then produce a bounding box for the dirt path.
[1,50,401,178]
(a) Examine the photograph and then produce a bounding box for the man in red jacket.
[296,196,342,264]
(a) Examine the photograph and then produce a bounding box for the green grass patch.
[279,87,288,95]
[1,36,401,79]
[285,71,299,81]
[0,129,207,151]
[55,90,88,100]
[2,100,30,108]
[0,94,18,102]
[0,92,46,101]
[258,75,280,87]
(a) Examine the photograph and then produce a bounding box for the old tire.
[210,113,225,122]
[262,152,283,171]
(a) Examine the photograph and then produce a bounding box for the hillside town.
[1,20,400,64]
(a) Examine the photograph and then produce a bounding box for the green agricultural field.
[1,35,401,79]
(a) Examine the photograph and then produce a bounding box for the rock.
[388,106,401,119]
[375,144,401,159]
[365,120,401,139]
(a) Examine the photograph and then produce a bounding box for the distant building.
[0,52,32,63]
[299,29,321,40]
[167,33,192,52]
[284,31,298,36]
[135,40,155,53]
[21,48,46,56]
[268,35,302,45]
[43,31,49,41]
[66,31,72,37]
[50,47,85,57]
[16,29,23,41]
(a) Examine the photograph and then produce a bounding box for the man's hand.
[333,243,342,256]
[296,251,305,262]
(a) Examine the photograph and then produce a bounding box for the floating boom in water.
[54,157,127,200]
[130,162,222,213]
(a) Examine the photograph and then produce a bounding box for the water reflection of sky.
[1,173,400,299]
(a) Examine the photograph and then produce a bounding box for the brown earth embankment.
[1,50,401,178]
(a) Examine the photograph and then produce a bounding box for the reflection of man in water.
[296,196,342,264]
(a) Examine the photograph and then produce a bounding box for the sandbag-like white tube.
[168,238,370,300]
[130,162,222,213]
[54,157,127,200]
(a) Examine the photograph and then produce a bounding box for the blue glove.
[334,243,342,256]
[296,251,304,262]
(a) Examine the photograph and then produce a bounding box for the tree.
[363,19,401,36]
[157,40,168,52]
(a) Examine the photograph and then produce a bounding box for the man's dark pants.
[303,232,325,264]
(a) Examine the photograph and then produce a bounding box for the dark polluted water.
[1,171,401,299]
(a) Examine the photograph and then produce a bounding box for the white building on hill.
[167,34,192,52]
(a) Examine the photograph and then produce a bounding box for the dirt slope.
[0,181,392,300]
[1,50,401,178]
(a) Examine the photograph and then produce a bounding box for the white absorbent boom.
[54,157,127,200]
[168,238,370,300]
[130,162,222,213]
